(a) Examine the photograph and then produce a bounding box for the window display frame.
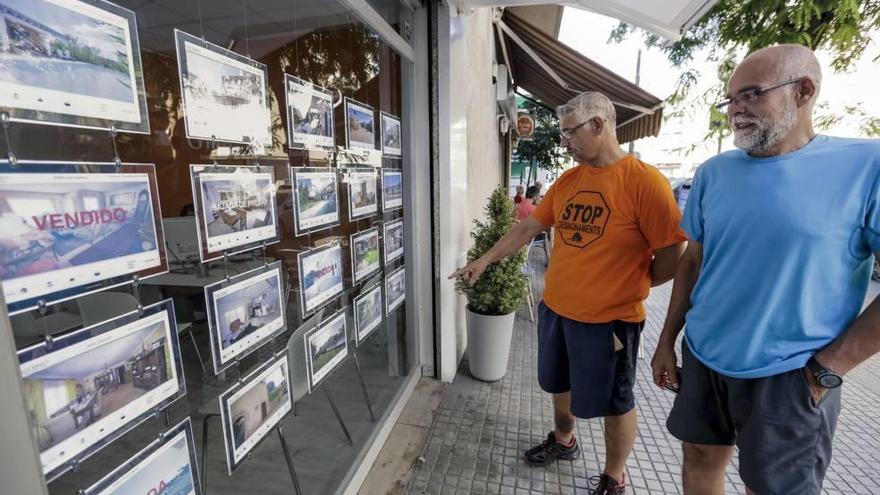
[0,160,168,315]
[284,75,336,151]
[218,354,293,474]
[350,227,381,284]
[385,265,406,313]
[0,0,150,134]
[337,148,382,169]
[382,169,403,212]
[380,112,403,158]
[297,241,345,316]
[346,167,379,221]
[343,97,376,151]
[353,282,384,345]
[290,167,340,237]
[383,218,404,265]
[174,29,271,147]
[83,417,202,495]
[303,309,349,391]
[190,164,280,263]
[16,299,185,482]
[204,262,287,375]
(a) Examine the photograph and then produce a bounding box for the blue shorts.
[537,301,643,419]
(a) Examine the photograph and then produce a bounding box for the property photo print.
[347,169,378,220]
[306,311,348,387]
[0,0,147,130]
[195,170,277,256]
[383,219,404,264]
[0,172,162,308]
[285,75,334,149]
[298,243,344,314]
[176,29,270,145]
[381,112,402,157]
[210,266,284,368]
[386,266,405,313]
[222,356,292,467]
[292,169,338,235]
[350,228,380,283]
[382,169,403,211]
[344,98,375,150]
[354,284,383,344]
[19,310,180,475]
[88,423,198,495]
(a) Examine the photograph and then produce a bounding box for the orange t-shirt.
[532,155,687,323]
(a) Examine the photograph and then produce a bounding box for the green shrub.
[456,187,528,316]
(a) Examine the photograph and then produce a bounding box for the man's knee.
[683,442,733,471]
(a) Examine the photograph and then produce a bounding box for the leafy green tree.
[515,100,566,173]
[455,187,528,316]
[610,0,880,144]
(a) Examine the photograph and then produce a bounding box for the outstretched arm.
[448,217,549,285]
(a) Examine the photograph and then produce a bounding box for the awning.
[472,0,719,42]
[498,10,664,144]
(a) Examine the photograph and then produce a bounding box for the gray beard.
[733,104,797,155]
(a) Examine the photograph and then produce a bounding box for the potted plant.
[455,187,529,381]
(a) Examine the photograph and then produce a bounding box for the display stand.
[285,313,359,441]
[2,112,15,165]
[351,349,376,422]
[276,422,304,495]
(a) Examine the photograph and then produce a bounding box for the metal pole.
[201,414,219,490]
[277,426,304,495]
[352,350,376,421]
[322,385,354,445]
[629,49,642,155]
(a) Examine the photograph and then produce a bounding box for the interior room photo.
[22,323,171,453]
[229,363,290,449]
[200,178,272,237]
[215,275,282,349]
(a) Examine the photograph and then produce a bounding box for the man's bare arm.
[816,253,880,375]
[650,242,687,287]
[651,241,703,387]
[448,217,548,284]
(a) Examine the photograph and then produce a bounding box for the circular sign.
[516,114,535,139]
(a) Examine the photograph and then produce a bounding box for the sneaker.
[524,431,579,466]
[588,473,626,494]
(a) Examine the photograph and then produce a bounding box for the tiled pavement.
[406,251,880,495]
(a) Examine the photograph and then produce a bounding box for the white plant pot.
[466,307,516,382]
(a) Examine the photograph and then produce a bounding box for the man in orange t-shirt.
[451,91,686,494]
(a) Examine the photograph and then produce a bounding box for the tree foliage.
[610,0,880,142]
[515,100,566,172]
[455,187,528,316]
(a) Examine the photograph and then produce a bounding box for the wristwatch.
[806,356,843,389]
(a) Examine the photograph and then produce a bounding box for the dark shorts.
[536,301,643,419]
[667,343,842,495]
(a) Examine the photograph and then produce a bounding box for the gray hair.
[556,92,617,136]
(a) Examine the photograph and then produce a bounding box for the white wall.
[437,4,504,382]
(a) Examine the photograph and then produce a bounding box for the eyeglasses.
[715,77,804,110]
[559,120,591,140]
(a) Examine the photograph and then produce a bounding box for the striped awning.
[499,10,665,144]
